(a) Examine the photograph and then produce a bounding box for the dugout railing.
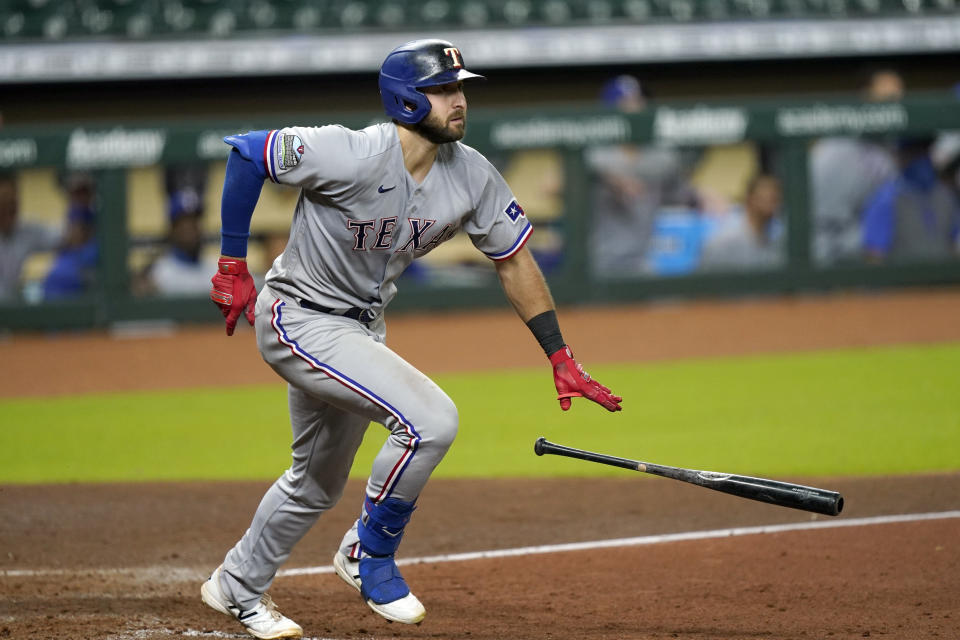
[2,93,959,331]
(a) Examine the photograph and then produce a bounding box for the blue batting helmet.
[379,39,484,125]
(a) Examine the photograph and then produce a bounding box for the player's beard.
[416,110,466,144]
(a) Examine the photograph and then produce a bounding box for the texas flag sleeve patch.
[504,199,526,223]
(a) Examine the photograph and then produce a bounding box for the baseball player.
[199,38,622,640]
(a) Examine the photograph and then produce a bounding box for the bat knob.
[534,437,546,456]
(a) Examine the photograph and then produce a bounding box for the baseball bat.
[534,437,843,517]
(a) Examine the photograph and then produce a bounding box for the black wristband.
[525,310,566,356]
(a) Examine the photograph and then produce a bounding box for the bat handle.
[535,437,641,471]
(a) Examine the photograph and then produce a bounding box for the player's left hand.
[210,257,257,336]
[548,345,622,412]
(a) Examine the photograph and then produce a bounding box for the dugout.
[2,93,960,331]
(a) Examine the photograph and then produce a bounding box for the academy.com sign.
[66,127,166,168]
[0,138,37,167]
[776,104,908,136]
[491,116,630,149]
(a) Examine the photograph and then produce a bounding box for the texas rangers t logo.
[443,47,463,68]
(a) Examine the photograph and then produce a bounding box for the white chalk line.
[3,509,957,582]
[7,512,960,639]
[281,509,960,576]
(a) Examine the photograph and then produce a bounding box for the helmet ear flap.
[380,84,431,124]
[381,89,431,124]
[394,92,417,113]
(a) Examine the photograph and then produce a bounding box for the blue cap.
[168,188,203,221]
[600,75,645,108]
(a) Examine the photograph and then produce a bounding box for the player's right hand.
[549,345,622,412]
[210,257,257,336]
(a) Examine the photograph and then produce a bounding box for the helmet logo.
[443,47,463,69]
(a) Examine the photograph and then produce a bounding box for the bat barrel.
[673,468,845,516]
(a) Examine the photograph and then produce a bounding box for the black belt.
[299,298,376,324]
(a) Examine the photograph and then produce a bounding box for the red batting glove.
[549,346,622,412]
[210,257,257,336]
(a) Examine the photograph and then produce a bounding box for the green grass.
[1,342,958,484]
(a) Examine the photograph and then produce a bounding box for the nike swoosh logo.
[378,185,396,193]
[381,526,403,537]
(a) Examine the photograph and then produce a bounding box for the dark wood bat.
[534,437,843,516]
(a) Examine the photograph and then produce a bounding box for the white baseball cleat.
[333,551,426,625]
[200,565,303,639]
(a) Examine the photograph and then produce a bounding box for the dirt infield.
[1,476,958,640]
[4,287,960,398]
[1,288,959,639]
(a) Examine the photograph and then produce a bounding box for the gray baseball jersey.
[217,122,534,611]
[262,122,532,318]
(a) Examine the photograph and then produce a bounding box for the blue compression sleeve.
[220,146,266,257]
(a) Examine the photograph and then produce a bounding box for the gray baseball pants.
[219,286,458,609]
